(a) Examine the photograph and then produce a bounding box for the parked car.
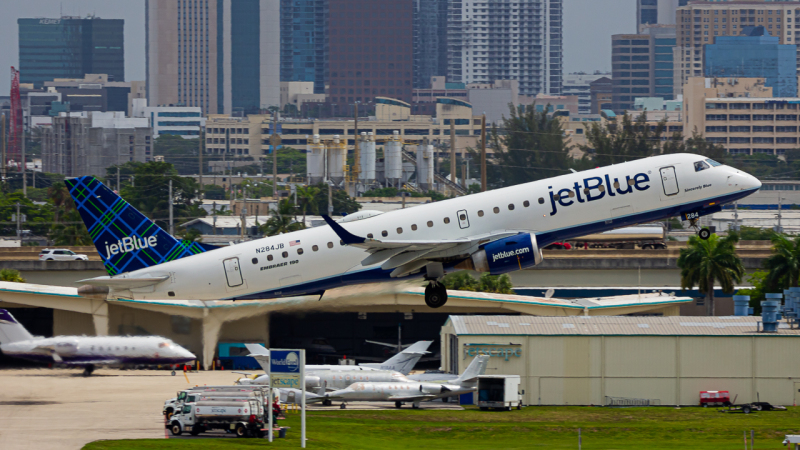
[39,249,89,261]
[544,242,572,250]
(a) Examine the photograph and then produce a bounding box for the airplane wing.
[322,215,520,277]
[77,276,170,290]
[386,394,437,402]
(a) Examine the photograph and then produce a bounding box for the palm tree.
[763,233,800,290]
[677,233,745,316]
[260,199,304,236]
[296,186,320,223]
[48,183,71,224]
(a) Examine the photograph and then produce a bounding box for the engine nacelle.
[457,233,543,275]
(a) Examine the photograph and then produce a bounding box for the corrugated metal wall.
[449,334,800,406]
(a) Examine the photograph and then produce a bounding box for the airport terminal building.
[442,315,800,407]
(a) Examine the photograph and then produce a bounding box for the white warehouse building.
[442,315,800,407]
[132,99,205,139]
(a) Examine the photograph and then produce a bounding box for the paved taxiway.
[0,368,464,449]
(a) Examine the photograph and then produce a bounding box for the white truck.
[164,386,269,418]
[168,399,266,437]
[477,375,521,411]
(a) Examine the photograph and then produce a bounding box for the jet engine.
[419,383,450,395]
[456,233,543,275]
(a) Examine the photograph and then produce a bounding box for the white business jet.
[0,309,195,375]
[68,154,760,307]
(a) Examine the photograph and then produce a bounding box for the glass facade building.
[413,0,448,89]
[280,0,325,93]
[18,17,124,88]
[611,26,676,113]
[704,27,797,98]
[230,0,262,114]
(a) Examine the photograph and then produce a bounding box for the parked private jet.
[0,309,195,375]
[68,154,760,307]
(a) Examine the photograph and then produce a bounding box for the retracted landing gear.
[424,281,448,308]
[688,218,711,240]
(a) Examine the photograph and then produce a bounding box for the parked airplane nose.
[177,346,196,361]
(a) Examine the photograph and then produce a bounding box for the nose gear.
[688,217,712,240]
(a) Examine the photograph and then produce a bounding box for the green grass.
[83,406,800,449]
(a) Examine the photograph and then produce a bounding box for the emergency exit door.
[659,166,679,196]
[223,257,244,287]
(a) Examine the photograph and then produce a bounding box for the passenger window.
[282,251,288,258]
[508,204,515,211]
[553,194,560,201]
[583,188,589,195]
[267,255,274,261]
[493,207,500,214]
[538,198,545,204]
[327,242,334,248]
[340,240,344,246]
[312,245,319,251]
[367,233,374,238]
[628,179,635,185]
[297,248,304,255]
[252,258,258,264]
[382,230,388,237]
[396,227,403,234]
[523,200,530,207]
[694,161,710,172]
[411,224,417,231]
[427,221,433,227]
[599,185,606,192]
[614,181,620,189]
[478,210,484,217]
[444,217,450,224]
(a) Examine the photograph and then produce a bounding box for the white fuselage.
[328,381,473,402]
[242,367,411,391]
[0,335,195,366]
[110,154,760,301]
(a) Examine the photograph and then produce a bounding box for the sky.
[0,0,634,90]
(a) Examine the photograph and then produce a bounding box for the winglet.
[321,215,366,245]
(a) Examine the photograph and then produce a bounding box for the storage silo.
[384,131,403,186]
[328,135,346,185]
[306,134,325,184]
[416,143,434,192]
[359,132,376,183]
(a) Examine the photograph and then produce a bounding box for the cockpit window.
[706,159,722,167]
[694,161,710,172]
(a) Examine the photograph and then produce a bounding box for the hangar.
[0,281,690,369]
[442,315,800,407]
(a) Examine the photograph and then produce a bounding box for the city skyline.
[0,0,633,92]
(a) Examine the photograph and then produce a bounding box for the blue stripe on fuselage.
[228,188,759,300]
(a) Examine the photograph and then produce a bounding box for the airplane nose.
[729,171,761,191]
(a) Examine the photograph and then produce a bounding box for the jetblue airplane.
[68,154,760,308]
[0,309,195,375]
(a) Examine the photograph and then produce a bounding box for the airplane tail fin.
[454,355,490,384]
[359,340,432,374]
[0,309,34,344]
[65,176,217,276]
[245,343,270,372]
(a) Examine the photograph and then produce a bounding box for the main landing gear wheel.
[698,228,711,240]
[424,282,448,308]
[83,365,95,377]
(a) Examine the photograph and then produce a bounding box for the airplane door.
[659,166,679,196]
[457,209,470,229]
[223,257,244,287]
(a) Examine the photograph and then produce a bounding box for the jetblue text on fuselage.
[548,173,650,216]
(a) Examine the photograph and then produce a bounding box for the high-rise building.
[637,0,690,32]
[705,26,797,97]
[611,25,676,113]
[590,77,613,114]
[413,0,449,89]
[145,0,279,115]
[18,16,124,88]
[675,1,800,96]
[325,0,414,104]
[447,0,563,96]
[280,0,325,93]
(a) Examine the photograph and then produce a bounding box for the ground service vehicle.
[38,248,89,261]
[164,386,268,417]
[700,390,730,407]
[478,375,521,411]
[570,225,666,249]
[169,399,265,437]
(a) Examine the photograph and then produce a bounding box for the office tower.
[325,0,414,104]
[611,25,676,113]
[563,73,611,115]
[705,26,797,97]
[146,0,279,115]
[447,0,563,96]
[413,0,449,89]
[280,0,326,94]
[637,0,690,32]
[18,16,124,88]
[675,1,800,95]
